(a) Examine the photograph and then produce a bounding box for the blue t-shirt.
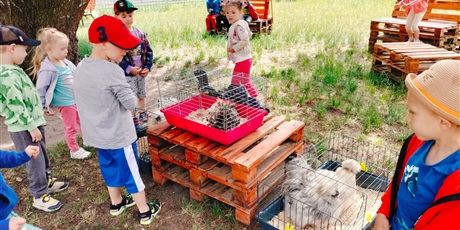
[51,65,75,106]
[391,140,460,229]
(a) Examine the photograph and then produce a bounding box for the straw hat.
[405,59,460,126]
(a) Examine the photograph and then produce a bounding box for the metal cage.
[257,132,399,230]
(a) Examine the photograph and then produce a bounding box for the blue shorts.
[97,142,145,194]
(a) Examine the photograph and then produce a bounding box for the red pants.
[58,104,82,152]
[206,14,218,31]
[231,58,258,98]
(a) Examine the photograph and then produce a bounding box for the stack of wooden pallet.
[369,0,460,51]
[147,115,305,225]
[249,0,274,34]
[372,42,460,79]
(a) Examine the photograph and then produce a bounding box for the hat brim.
[405,72,460,126]
[0,39,41,47]
[110,35,141,50]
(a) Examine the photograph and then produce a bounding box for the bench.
[369,0,460,51]
[248,0,274,34]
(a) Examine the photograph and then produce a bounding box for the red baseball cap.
[88,14,141,50]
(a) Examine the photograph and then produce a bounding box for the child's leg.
[411,12,426,41]
[58,105,80,152]
[211,14,218,31]
[136,76,146,110]
[405,11,416,41]
[9,127,49,198]
[232,59,258,98]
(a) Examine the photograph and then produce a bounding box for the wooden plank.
[183,137,213,152]
[146,121,172,136]
[234,120,305,171]
[160,128,185,141]
[185,149,208,165]
[171,132,196,145]
[215,116,285,163]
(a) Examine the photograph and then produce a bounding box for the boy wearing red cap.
[374,60,460,229]
[0,25,68,213]
[73,15,161,225]
[114,0,153,130]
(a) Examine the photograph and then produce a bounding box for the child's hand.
[130,67,142,76]
[228,47,235,53]
[9,217,26,230]
[209,8,213,12]
[140,68,150,77]
[373,213,390,230]
[25,145,40,159]
[44,108,56,116]
[29,128,42,142]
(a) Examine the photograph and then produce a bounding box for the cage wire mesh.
[156,67,268,132]
[134,108,161,169]
[257,132,399,230]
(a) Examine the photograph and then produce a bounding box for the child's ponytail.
[29,28,68,77]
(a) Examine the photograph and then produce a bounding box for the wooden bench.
[147,115,305,225]
[248,0,274,34]
[369,0,460,51]
[372,42,460,80]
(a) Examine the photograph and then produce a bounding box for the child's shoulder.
[0,64,26,77]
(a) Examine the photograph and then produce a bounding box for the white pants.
[406,11,425,32]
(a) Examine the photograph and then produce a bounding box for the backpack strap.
[430,193,460,207]
[389,133,415,221]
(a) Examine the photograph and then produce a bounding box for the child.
[0,25,68,213]
[114,0,154,130]
[73,15,161,225]
[394,0,428,42]
[226,0,258,98]
[374,59,460,230]
[216,0,230,34]
[1,146,41,230]
[32,27,91,160]
[242,0,259,23]
[206,0,221,35]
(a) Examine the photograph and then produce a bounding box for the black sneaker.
[110,195,135,216]
[139,199,162,225]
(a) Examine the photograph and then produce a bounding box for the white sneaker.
[70,148,91,159]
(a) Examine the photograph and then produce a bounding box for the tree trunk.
[0,0,89,77]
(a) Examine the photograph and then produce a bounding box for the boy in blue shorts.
[73,15,161,225]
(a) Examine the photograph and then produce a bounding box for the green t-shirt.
[0,64,46,132]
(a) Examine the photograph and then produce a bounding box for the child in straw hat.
[374,59,460,230]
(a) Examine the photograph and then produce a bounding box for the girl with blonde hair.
[32,27,91,160]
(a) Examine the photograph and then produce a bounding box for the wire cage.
[134,108,162,175]
[156,68,269,145]
[257,132,399,230]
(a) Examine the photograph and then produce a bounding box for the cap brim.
[23,39,41,47]
[111,35,141,50]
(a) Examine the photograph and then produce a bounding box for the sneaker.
[139,199,162,225]
[33,194,63,212]
[110,195,136,216]
[70,147,91,160]
[48,178,69,193]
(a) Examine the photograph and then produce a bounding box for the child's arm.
[0,71,40,133]
[111,72,137,111]
[140,33,154,77]
[231,25,251,52]
[248,4,259,20]
[118,54,140,76]
[35,69,56,115]
[0,147,36,168]
[1,217,26,230]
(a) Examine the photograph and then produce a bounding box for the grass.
[2,0,417,228]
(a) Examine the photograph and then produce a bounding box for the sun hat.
[405,59,460,125]
[0,25,41,46]
[114,0,138,13]
[88,14,141,50]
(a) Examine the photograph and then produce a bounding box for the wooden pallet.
[147,115,305,225]
[249,0,274,34]
[368,0,460,51]
[372,42,460,78]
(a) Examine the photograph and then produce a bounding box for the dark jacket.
[119,27,153,76]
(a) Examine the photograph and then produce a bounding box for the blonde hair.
[225,0,244,10]
[30,27,69,76]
